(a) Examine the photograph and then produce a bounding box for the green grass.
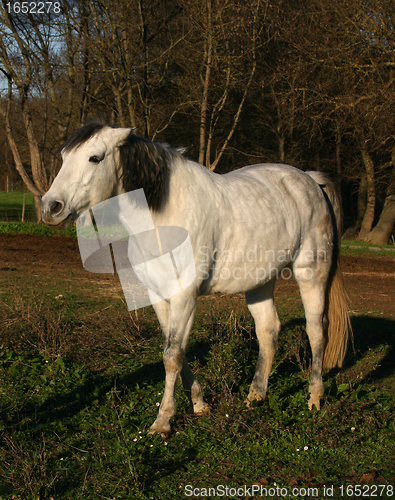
[341,239,395,257]
[0,221,77,238]
[3,221,395,256]
[0,191,37,223]
[0,264,394,499]
[341,239,395,249]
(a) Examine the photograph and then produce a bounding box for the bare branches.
[0,0,393,241]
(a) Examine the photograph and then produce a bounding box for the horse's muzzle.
[40,196,72,228]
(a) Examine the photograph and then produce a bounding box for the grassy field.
[1,284,394,499]
[0,192,37,223]
[341,239,395,249]
[0,221,76,238]
[341,239,395,257]
[0,230,394,499]
[1,222,394,254]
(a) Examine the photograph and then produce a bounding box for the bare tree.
[180,0,263,170]
[84,0,184,136]
[0,1,87,217]
[1,0,394,242]
[0,5,47,215]
[262,0,395,241]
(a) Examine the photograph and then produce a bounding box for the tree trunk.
[127,86,137,129]
[358,145,376,240]
[0,83,42,198]
[279,134,285,163]
[112,84,126,127]
[33,194,42,222]
[208,0,259,171]
[209,55,257,171]
[365,165,395,244]
[21,96,48,194]
[355,174,367,230]
[365,193,395,244]
[335,121,342,201]
[137,0,151,138]
[198,0,212,166]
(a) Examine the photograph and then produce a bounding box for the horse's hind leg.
[294,264,329,410]
[245,280,281,406]
[181,358,209,415]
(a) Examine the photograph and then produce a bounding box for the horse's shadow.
[343,315,395,384]
[180,315,395,399]
[15,315,394,429]
[271,315,395,390]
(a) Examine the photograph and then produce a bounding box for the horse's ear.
[119,134,169,211]
[112,127,135,146]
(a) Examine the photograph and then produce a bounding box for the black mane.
[119,132,172,212]
[61,120,112,154]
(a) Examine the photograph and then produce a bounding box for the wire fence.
[0,191,38,223]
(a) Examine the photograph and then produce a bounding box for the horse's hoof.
[147,428,171,439]
[245,390,266,408]
[193,401,210,416]
[308,395,321,411]
[245,398,265,409]
[148,430,170,439]
[148,419,171,438]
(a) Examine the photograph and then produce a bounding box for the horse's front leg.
[149,292,198,437]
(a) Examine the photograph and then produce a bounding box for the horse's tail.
[307,171,352,369]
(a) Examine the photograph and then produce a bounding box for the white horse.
[41,121,351,437]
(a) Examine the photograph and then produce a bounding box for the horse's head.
[41,123,131,229]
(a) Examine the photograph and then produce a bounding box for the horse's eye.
[89,155,102,164]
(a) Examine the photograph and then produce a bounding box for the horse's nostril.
[50,200,64,215]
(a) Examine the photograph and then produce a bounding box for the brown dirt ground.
[0,233,394,320]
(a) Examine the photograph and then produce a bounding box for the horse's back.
[223,163,321,198]
[219,163,327,230]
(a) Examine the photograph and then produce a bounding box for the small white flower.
[139,436,142,439]
[158,392,161,396]
[60,457,64,461]
[164,442,168,446]
[351,427,356,432]
[304,446,309,451]
[156,402,160,407]
[225,414,229,418]
[150,445,153,448]
[274,483,277,486]
[296,448,300,452]
[138,431,142,434]
[133,438,137,442]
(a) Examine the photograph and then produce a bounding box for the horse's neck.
[151,158,219,226]
[173,158,219,192]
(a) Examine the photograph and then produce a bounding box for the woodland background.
[0,0,395,244]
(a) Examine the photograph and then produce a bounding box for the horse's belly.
[198,248,294,295]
